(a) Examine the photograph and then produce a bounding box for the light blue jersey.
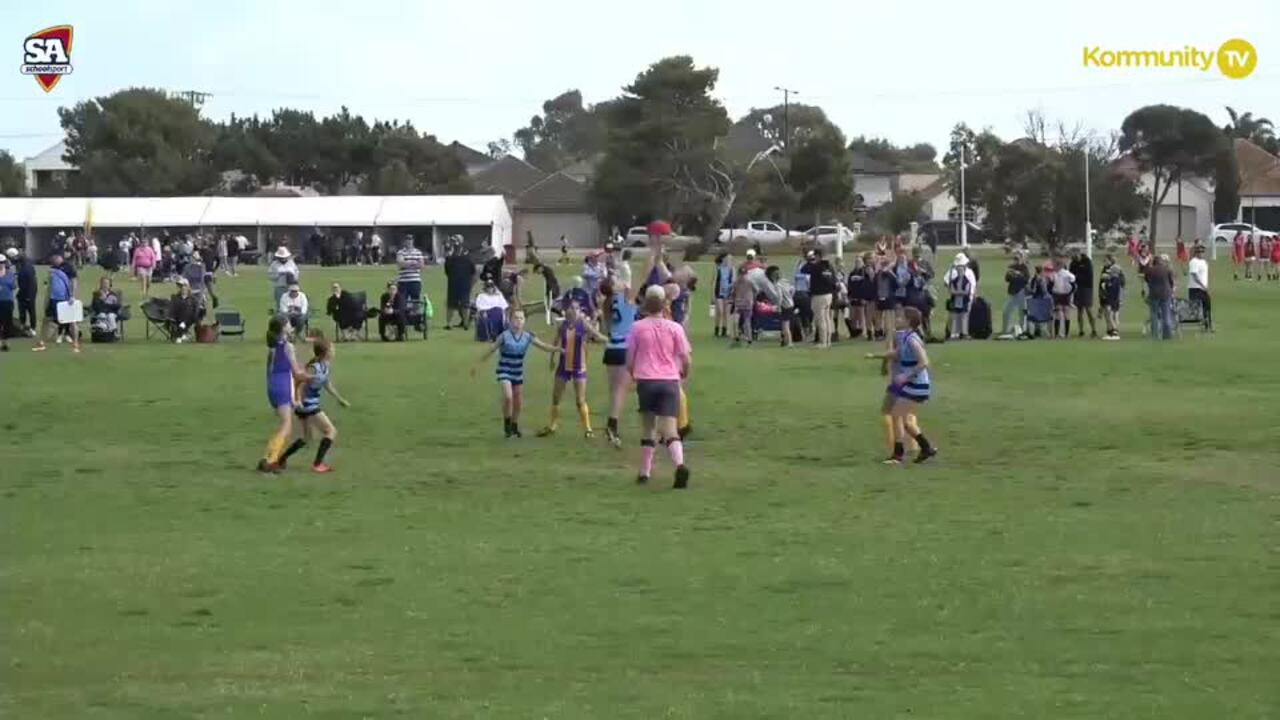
[893,329,931,400]
[607,292,637,351]
[496,329,534,385]
[299,360,330,413]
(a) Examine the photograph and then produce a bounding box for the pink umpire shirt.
[627,316,691,380]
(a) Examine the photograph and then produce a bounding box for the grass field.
[2,252,1279,719]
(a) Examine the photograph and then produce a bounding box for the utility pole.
[1084,148,1092,259]
[959,145,968,248]
[174,90,212,110]
[774,86,798,240]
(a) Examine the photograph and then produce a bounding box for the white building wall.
[1137,173,1214,245]
[854,175,893,208]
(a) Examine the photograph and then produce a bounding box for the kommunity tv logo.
[1083,38,1257,79]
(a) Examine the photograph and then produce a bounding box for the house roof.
[516,171,591,212]
[23,141,75,171]
[450,141,493,169]
[560,155,601,181]
[1236,138,1280,196]
[917,176,948,201]
[850,152,897,175]
[470,154,548,196]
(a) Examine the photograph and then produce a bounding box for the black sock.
[1064,319,1071,336]
[607,417,618,432]
[280,439,307,462]
[314,437,333,466]
[504,417,513,434]
[892,441,904,458]
[913,433,933,454]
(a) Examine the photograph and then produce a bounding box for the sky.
[2,0,1278,163]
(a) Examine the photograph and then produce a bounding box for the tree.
[363,123,470,194]
[1224,106,1277,153]
[941,123,1002,223]
[513,90,605,171]
[788,129,853,222]
[59,87,217,195]
[879,191,928,233]
[740,103,840,149]
[848,136,939,173]
[486,139,513,159]
[592,56,731,237]
[0,151,26,196]
[1119,105,1225,240]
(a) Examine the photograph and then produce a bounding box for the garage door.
[1154,206,1197,244]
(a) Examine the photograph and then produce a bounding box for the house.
[1112,155,1215,244]
[472,154,601,248]
[1235,138,1280,230]
[23,141,78,194]
[850,153,898,208]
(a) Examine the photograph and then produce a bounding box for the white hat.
[953,252,969,267]
[274,246,292,259]
[746,249,757,257]
[4,248,16,259]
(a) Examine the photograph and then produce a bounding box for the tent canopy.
[0,196,513,251]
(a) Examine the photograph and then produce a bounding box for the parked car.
[625,226,650,247]
[717,220,800,246]
[1211,222,1276,245]
[916,220,987,247]
[800,225,855,250]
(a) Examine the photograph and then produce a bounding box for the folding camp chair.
[334,291,370,342]
[141,298,174,341]
[405,296,431,340]
[216,308,247,340]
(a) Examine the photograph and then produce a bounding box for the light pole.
[774,87,798,239]
[1084,149,1093,259]
[959,145,968,248]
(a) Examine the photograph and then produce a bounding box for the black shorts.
[602,347,627,366]
[295,407,322,419]
[636,379,681,417]
[1052,293,1073,308]
[1074,288,1094,308]
[781,307,795,321]
[876,298,897,312]
[45,300,60,321]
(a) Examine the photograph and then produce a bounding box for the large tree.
[59,87,218,195]
[1119,105,1225,240]
[849,136,939,173]
[788,128,853,223]
[513,90,606,171]
[739,103,841,149]
[592,56,731,237]
[0,151,26,196]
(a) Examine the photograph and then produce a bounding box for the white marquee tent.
[0,195,513,257]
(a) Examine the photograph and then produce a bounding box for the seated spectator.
[326,282,364,340]
[379,281,408,342]
[279,283,309,336]
[90,276,125,342]
[169,278,200,343]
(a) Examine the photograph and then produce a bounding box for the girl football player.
[538,300,607,439]
[258,315,309,474]
[277,337,351,473]
[472,307,560,437]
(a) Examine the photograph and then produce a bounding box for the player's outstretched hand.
[340,399,351,408]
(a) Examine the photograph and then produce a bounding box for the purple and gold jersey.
[556,319,589,376]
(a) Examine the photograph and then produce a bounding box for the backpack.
[969,297,993,339]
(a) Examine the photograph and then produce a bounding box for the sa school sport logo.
[21,25,74,93]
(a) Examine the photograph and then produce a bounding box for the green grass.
[2,253,1278,719]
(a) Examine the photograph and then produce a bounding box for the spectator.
[132,239,157,296]
[1027,263,1053,339]
[872,255,899,342]
[792,252,812,339]
[169,278,200,342]
[267,247,299,308]
[712,253,734,338]
[730,266,756,347]
[480,246,505,287]
[1048,258,1076,339]
[1000,251,1031,339]
[1187,244,1212,332]
[216,234,229,275]
[1141,254,1176,340]
[1069,249,1098,338]
[378,281,407,341]
[0,254,14,351]
[182,252,210,299]
[903,256,935,341]
[763,264,796,347]
[228,234,245,276]
[1098,253,1126,340]
[326,282,364,341]
[279,283,310,336]
[942,253,976,340]
[89,275,124,341]
[605,241,632,289]
[803,247,837,348]
[444,242,476,330]
[580,251,604,302]
[396,236,425,315]
[845,255,870,340]
[12,247,37,335]
[369,231,384,264]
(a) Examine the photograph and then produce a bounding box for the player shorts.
[636,379,681,417]
[1073,287,1094,308]
[888,383,929,403]
[556,369,587,382]
[602,348,627,366]
[267,383,294,409]
[294,407,322,419]
[137,266,153,279]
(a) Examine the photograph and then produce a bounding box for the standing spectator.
[730,266,756,346]
[0,254,15,351]
[1027,264,1053,339]
[12,248,37,335]
[1000,251,1030,339]
[1069,249,1098,338]
[942,253,976,340]
[1243,233,1257,280]
[1187,245,1212,332]
[1049,259,1076,339]
[378,281,407,341]
[228,233,245,276]
[132,239,157,296]
[762,265,796,347]
[444,243,476,330]
[803,247,836,348]
[279,283,310,336]
[845,255,870,339]
[712,253,734,338]
[267,247,299,308]
[1141,254,1176,340]
[1098,254,1126,340]
[559,234,569,264]
[216,234,229,275]
[31,253,79,353]
[872,255,899,342]
[396,236,424,310]
[580,251,604,305]
[369,231,383,264]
